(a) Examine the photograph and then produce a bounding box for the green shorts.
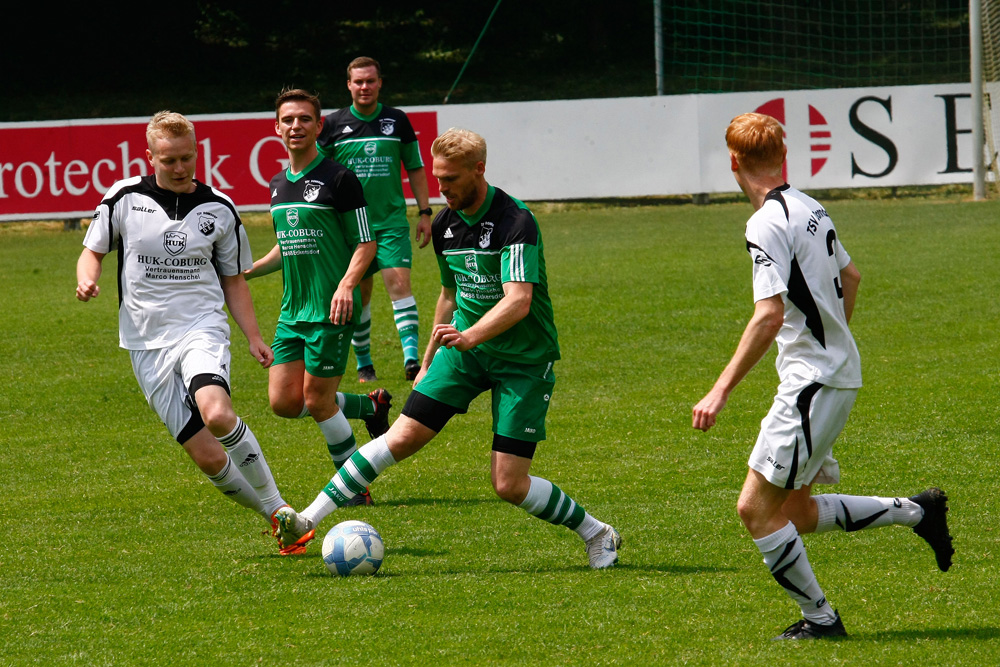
[363,226,413,279]
[417,345,556,442]
[271,320,354,378]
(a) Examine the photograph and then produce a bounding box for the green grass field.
[2,194,999,665]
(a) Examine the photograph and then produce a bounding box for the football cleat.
[585,523,621,569]
[910,487,954,572]
[773,611,847,640]
[343,487,374,506]
[363,388,392,439]
[357,364,378,383]
[274,507,316,556]
[404,360,421,382]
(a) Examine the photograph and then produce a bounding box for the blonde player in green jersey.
[275,128,621,569]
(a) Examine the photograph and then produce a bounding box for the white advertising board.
[0,83,980,220]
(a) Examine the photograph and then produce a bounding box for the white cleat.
[274,507,316,556]
[586,523,622,569]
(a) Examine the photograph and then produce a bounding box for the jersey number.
[826,229,844,299]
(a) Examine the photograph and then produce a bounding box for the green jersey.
[317,103,423,232]
[268,154,371,324]
[431,185,560,365]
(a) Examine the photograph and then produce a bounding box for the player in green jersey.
[246,89,392,522]
[274,128,622,569]
[317,57,433,383]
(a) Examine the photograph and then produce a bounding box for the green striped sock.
[322,436,396,505]
[519,476,586,530]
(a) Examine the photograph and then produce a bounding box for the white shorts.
[129,328,232,443]
[749,375,858,490]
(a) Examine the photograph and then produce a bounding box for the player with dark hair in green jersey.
[275,128,622,569]
[317,56,433,383]
[246,89,391,532]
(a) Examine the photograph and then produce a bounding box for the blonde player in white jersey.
[76,111,298,553]
[693,112,954,640]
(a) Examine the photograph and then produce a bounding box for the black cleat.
[404,359,421,381]
[343,488,373,506]
[363,388,392,439]
[910,487,954,572]
[357,364,378,383]
[773,611,847,640]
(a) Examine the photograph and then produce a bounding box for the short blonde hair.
[146,111,195,153]
[430,128,487,168]
[726,112,784,174]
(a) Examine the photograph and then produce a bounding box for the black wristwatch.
[418,207,433,216]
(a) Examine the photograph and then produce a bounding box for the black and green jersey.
[269,154,371,324]
[432,185,560,365]
[317,103,423,232]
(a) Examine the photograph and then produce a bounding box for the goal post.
[980,0,1000,196]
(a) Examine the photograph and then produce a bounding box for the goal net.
[665,2,970,93]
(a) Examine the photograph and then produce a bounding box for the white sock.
[207,456,265,517]
[316,410,357,467]
[218,418,285,517]
[814,494,923,533]
[754,521,837,624]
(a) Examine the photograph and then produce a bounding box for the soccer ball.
[321,520,384,576]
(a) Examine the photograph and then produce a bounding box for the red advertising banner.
[0,111,439,221]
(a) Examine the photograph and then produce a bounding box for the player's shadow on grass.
[849,627,1000,641]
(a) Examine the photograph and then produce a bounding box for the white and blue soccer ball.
[321,520,384,576]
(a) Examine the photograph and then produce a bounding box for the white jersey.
[83,175,252,350]
[745,184,862,388]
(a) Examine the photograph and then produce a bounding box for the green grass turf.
[2,195,999,665]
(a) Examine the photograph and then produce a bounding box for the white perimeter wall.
[417,82,980,199]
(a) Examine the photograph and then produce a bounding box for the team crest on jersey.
[303,180,322,202]
[379,118,395,135]
[478,221,494,249]
[164,231,187,256]
[287,208,300,227]
[197,213,216,236]
[465,253,478,274]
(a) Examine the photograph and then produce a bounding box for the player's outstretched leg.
[273,507,316,556]
[909,487,954,572]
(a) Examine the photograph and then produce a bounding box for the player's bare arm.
[244,243,282,280]
[436,281,533,352]
[693,294,784,432]
[329,240,376,325]
[220,273,274,368]
[407,166,432,248]
[76,248,106,301]
[840,261,861,324]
